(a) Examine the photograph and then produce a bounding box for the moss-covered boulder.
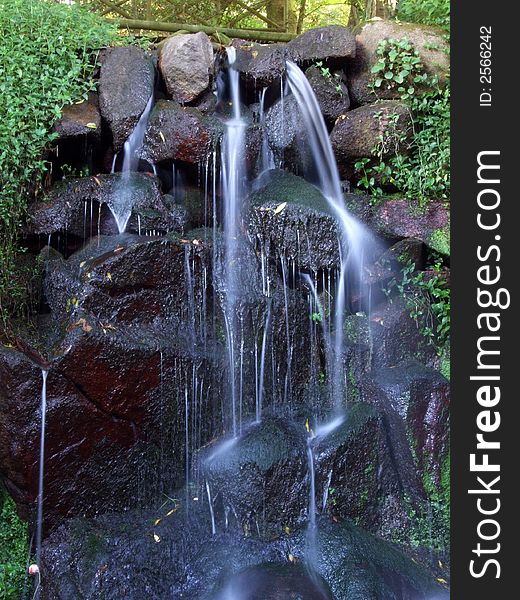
[287,25,357,67]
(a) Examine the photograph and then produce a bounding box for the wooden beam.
[96,0,132,19]
[108,18,297,41]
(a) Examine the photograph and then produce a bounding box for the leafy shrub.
[0,0,117,328]
[0,493,28,600]
[356,36,450,204]
[396,0,450,32]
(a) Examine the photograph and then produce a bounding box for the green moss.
[428,228,450,256]
[439,347,450,380]
[0,492,28,599]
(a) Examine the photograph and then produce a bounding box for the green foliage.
[384,254,450,354]
[0,493,28,599]
[357,36,450,205]
[314,61,345,96]
[0,0,117,328]
[370,38,427,100]
[396,0,450,32]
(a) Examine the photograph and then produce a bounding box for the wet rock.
[53,92,101,141]
[139,100,223,165]
[98,47,155,151]
[202,417,308,536]
[27,173,185,238]
[248,170,340,271]
[363,238,424,285]
[349,20,450,105]
[363,362,450,492]
[159,32,214,103]
[287,26,356,67]
[373,198,449,255]
[44,235,209,326]
[233,41,287,89]
[330,101,413,170]
[1,236,224,532]
[265,95,308,170]
[305,65,350,125]
[314,403,421,538]
[213,563,333,600]
[39,504,448,600]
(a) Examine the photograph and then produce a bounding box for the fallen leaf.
[106,272,112,282]
[437,578,448,585]
[154,518,161,526]
[273,202,287,215]
[86,122,97,129]
[284,526,290,535]
[288,553,296,563]
[79,261,86,268]
[159,131,166,144]
[93,177,102,187]
[153,533,161,543]
[166,507,177,517]
[305,418,311,433]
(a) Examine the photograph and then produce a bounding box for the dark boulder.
[363,238,424,285]
[202,417,308,536]
[287,26,356,67]
[28,173,185,238]
[98,47,155,151]
[265,95,308,171]
[39,504,448,600]
[330,101,413,173]
[248,170,340,271]
[349,21,450,105]
[53,92,101,141]
[158,32,214,103]
[139,100,223,165]
[233,41,287,89]
[305,65,350,125]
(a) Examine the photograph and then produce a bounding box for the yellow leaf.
[159,131,165,144]
[273,202,287,215]
[284,526,290,535]
[107,272,112,282]
[93,177,102,187]
[79,261,86,268]
[438,560,443,568]
[86,122,97,129]
[305,418,310,433]
[437,578,447,585]
[166,508,177,516]
[154,518,161,526]
[153,533,161,543]
[192,239,200,246]
[288,553,296,563]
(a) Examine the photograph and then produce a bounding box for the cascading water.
[285,60,376,409]
[220,48,248,437]
[34,369,48,598]
[109,93,154,233]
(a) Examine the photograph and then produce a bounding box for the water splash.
[108,94,154,233]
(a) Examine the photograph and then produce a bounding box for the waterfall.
[34,369,48,595]
[220,48,248,436]
[108,93,154,234]
[285,61,375,408]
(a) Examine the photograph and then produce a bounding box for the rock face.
[349,20,450,105]
[39,503,448,600]
[331,101,413,171]
[140,100,223,165]
[233,41,287,89]
[287,25,356,66]
[249,170,340,271]
[0,236,224,529]
[98,47,155,151]
[264,95,308,171]
[28,173,186,238]
[158,32,214,103]
[53,92,101,141]
[305,65,350,124]
[203,418,308,536]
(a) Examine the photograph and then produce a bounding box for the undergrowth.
[0,492,28,600]
[0,0,117,330]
